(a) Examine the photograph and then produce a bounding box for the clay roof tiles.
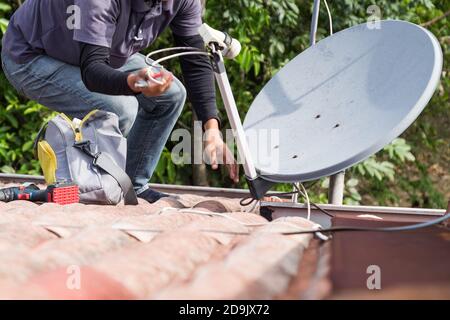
[0,192,317,300]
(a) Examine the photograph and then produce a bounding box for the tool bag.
[34,110,138,205]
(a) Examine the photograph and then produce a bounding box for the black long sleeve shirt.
[79,34,218,125]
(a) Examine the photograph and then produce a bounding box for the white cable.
[296,183,328,239]
[151,51,211,67]
[292,183,299,203]
[246,199,261,213]
[323,0,333,35]
[156,207,268,227]
[292,183,311,221]
[315,231,330,241]
[139,47,212,86]
[144,46,201,64]
[169,208,324,236]
[179,208,268,227]
[299,183,311,220]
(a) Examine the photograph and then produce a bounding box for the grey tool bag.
[34,110,138,205]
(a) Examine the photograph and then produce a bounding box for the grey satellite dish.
[242,20,443,186]
[196,19,442,199]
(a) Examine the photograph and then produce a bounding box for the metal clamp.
[73,141,100,160]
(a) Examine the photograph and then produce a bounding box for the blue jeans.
[1,51,186,194]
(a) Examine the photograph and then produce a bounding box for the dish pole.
[309,0,345,205]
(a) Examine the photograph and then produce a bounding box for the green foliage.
[0,73,54,175]
[153,148,186,184]
[0,0,448,208]
[0,1,54,174]
[0,3,10,34]
[398,162,445,208]
[354,139,415,182]
[0,1,10,34]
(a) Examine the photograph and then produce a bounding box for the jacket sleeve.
[79,42,135,96]
[173,33,220,126]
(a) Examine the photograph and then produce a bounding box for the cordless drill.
[0,182,79,205]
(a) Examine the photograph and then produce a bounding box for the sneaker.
[137,188,170,204]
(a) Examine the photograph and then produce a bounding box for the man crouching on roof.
[1,0,239,203]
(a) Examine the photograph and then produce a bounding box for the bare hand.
[203,119,239,183]
[127,68,173,97]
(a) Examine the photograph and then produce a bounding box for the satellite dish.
[243,20,442,183]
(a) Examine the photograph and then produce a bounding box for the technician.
[1,0,239,203]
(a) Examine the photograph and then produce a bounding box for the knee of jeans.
[99,97,138,136]
[172,79,187,107]
[120,102,139,136]
[138,78,186,117]
[164,79,187,113]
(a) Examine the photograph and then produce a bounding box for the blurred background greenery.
[0,0,448,208]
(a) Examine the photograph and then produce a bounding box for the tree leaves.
[0,0,447,208]
[384,138,416,163]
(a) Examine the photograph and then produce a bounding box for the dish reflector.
[243,20,442,182]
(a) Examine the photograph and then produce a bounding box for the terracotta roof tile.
[3,267,136,300]
[0,222,58,251]
[155,217,317,300]
[0,213,33,224]
[0,227,136,286]
[0,249,36,283]
[1,200,40,210]
[0,192,316,299]
[91,231,220,297]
